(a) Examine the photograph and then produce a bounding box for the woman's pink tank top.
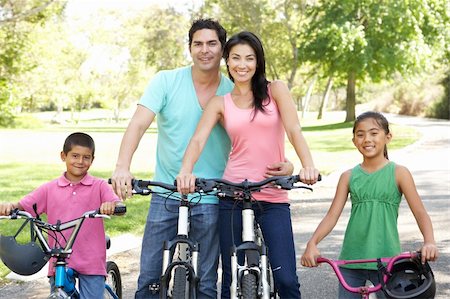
[222,90,288,203]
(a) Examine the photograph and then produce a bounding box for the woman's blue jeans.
[135,194,219,299]
[219,200,301,299]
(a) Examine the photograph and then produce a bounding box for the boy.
[0,132,120,298]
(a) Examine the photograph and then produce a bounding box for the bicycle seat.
[0,235,48,275]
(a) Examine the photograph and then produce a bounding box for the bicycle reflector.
[383,256,435,299]
[0,235,48,275]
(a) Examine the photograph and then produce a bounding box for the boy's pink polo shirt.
[19,173,120,276]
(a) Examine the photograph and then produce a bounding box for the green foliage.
[426,69,450,119]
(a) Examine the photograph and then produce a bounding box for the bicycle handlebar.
[315,252,419,295]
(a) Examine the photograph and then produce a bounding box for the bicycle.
[128,178,201,299]
[315,251,436,299]
[192,175,314,299]
[0,204,126,299]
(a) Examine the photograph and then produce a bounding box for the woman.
[177,31,320,298]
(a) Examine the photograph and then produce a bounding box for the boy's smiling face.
[61,145,94,183]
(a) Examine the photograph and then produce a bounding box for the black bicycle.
[128,179,201,299]
[193,175,314,299]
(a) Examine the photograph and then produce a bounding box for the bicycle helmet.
[0,235,48,276]
[383,256,435,299]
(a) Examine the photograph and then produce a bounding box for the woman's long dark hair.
[223,31,269,115]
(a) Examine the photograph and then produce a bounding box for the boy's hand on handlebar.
[110,168,133,200]
[301,243,321,267]
[299,167,320,185]
[264,160,294,177]
[100,201,118,215]
[420,243,439,263]
[0,202,18,216]
[176,172,197,194]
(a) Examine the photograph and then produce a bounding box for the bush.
[426,70,450,119]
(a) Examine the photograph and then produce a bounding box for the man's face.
[190,29,223,72]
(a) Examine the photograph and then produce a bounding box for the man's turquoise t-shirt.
[139,65,234,204]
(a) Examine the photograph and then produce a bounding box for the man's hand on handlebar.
[110,168,133,200]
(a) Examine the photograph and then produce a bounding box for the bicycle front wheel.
[241,273,258,299]
[172,266,188,299]
[105,261,122,298]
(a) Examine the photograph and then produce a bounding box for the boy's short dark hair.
[63,132,95,156]
[188,18,227,49]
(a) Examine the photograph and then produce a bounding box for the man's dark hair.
[188,18,227,49]
[63,132,95,156]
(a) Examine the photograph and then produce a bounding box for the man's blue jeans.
[219,200,301,299]
[135,194,219,299]
[338,267,387,298]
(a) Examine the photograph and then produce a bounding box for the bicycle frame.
[316,251,419,299]
[195,175,312,299]
[132,179,200,299]
[1,207,124,299]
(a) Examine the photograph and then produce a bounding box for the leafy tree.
[301,0,449,121]
[201,0,310,89]
[0,0,65,126]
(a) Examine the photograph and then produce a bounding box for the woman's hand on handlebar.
[110,168,133,200]
[301,242,321,267]
[0,202,20,216]
[299,166,320,185]
[176,171,197,195]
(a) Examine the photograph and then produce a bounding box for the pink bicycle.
[315,251,435,299]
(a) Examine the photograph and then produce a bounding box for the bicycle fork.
[160,198,199,298]
[230,204,271,299]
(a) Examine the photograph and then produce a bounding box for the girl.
[301,111,438,298]
[176,31,320,298]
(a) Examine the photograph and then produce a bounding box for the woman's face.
[226,43,257,83]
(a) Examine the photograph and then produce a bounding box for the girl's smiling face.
[352,118,392,158]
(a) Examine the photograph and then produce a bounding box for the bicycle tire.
[172,266,188,299]
[241,273,258,299]
[105,261,122,298]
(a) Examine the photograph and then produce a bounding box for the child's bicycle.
[128,179,201,299]
[315,251,435,299]
[0,204,126,299]
[193,175,314,299]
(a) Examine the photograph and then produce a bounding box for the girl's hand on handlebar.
[176,172,197,195]
[110,168,133,200]
[299,167,320,185]
[301,243,321,267]
[420,242,439,263]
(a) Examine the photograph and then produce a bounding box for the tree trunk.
[345,71,356,122]
[317,75,333,120]
[302,75,317,118]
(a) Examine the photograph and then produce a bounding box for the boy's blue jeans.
[219,200,301,299]
[338,267,387,298]
[135,194,219,299]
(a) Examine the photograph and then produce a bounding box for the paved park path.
[0,114,448,298]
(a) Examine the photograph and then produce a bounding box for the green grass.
[0,121,420,281]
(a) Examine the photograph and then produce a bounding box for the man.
[111,19,292,298]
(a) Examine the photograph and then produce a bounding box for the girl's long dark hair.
[223,31,269,116]
[353,111,390,159]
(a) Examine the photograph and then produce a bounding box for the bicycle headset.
[383,256,436,299]
[0,232,49,276]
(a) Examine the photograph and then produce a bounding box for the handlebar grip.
[114,203,126,216]
[108,178,112,184]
